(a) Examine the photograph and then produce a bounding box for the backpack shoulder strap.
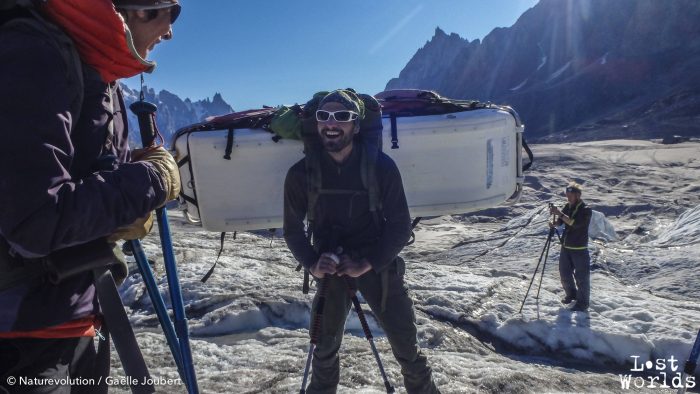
[0,4,85,278]
[1,4,84,131]
[362,141,381,211]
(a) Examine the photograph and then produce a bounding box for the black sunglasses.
[121,3,181,24]
[150,4,180,24]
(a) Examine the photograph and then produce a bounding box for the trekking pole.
[129,240,184,374]
[518,212,556,314]
[328,222,394,393]
[130,96,199,393]
[344,277,395,393]
[300,275,330,394]
[677,328,700,394]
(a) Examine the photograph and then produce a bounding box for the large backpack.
[0,0,87,288]
[1,0,84,125]
[293,89,384,293]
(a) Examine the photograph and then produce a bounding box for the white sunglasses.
[316,110,359,123]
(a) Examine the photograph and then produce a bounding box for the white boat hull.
[174,108,524,232]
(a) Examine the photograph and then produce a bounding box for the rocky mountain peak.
[387,0,700,141]
[120,83,234,145]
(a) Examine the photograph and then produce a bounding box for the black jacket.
[558,200,592,249]
[283,146,411,273]
[0,16,165,331]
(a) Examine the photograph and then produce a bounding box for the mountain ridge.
[120,83,234,146]
[386,0,700,142]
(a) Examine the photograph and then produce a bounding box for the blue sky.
[125,0,538,110]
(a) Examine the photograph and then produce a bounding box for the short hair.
[565,182,582,194]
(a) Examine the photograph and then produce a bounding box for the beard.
[320,126,354,153]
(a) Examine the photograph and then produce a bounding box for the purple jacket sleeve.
[0,29,166,258]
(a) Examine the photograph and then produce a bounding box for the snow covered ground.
[111,140,700,393]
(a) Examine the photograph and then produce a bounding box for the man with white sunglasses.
[284,90,441,393]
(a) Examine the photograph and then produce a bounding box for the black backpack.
[295,89,384,293]
[0,0,87,289]
[1,0,84,125]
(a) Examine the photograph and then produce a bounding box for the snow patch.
[589,210,618,242]
[653,204,700,246]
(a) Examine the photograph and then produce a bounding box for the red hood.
[42,0,155,83]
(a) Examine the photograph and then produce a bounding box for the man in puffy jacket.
[550,182,592,312]
[0,0,181,392]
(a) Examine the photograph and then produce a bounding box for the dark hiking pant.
[0,336,109,394]
[559,248,591,308]
[307,259,439,394]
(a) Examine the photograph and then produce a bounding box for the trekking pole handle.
[129,100,159,148]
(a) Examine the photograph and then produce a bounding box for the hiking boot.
[570,303,588,312]
[561,295,576,305]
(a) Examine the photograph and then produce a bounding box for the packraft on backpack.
[172,89,532,233]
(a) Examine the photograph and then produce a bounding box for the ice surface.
[110,140,700,393]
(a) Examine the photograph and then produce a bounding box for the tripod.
[518,212,560,314]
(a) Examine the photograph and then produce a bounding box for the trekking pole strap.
[522,137,534,172]
[223,128,234,160]
[93,267,155,394]
[390,113,399,149]
[406,217,422,246]
[201,231,233,283]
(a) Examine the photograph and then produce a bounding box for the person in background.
[550,182,592,312]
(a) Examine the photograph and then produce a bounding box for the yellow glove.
[107,212,154,243]
[132,146,181,206]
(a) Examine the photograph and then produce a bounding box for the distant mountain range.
[386,0,700,142]
[120,84,234,146]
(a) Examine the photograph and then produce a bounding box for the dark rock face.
[121,84,234,146]
[386,0,700,141]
